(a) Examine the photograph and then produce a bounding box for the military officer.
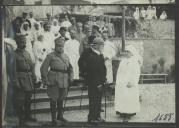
[40,37,74,126]
[13,34,37,125]
[78,37,106,124]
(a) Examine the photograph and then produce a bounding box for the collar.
[91,47,100,55]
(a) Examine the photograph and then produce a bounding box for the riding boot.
[57,100,68,124]
[50,99,57,126]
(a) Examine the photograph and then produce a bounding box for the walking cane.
[79,86,84,110]
[63,85,70,114]
[104,83,107,118]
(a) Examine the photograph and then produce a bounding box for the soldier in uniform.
[40,37,74,126]
[13,34,37,125]
[78,37,106,124]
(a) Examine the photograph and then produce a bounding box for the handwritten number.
[168,113,174,121]
[152,113,174,122]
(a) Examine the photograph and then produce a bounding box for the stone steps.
[30,83,114,114]
[31,98,114,114]
[31,89,88,103]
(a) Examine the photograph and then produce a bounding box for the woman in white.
[160,11,167,20]
[32,21,43,41]
[133,7,140,20]
[151,6,158,19]
[102,30,116,84]
[42,22,56,54]
[64,29,80,79]
[115,45,143,120]
[20,22,35,63]
[51,19,61,37]
[146,5,153,20]
[33,35,48,88]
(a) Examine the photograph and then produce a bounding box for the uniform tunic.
[41,52,73,100]
[13,49,35,100]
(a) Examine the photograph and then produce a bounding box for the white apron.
[42,31,55,54]
[33,41,48,82]
[103,40,116,83]
[64,39,80,79]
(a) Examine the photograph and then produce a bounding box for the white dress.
[33,40,48,82]
[20,25,35,63]
[42,31,56,54]
[103,40,116,83]
[64,39,80,79]
[115,45,141,114]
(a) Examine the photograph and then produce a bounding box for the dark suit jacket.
[78,48,106,87]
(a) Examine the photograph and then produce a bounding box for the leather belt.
[17,69,31,72]
[50,69,69,73]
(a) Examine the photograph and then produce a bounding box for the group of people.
[133,6,167,20]
[5,10,142,126]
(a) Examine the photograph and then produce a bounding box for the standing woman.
[115,45,143,121]
[33,35,48,88]
[20,22,35,63]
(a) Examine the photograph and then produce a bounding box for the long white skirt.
[105,59,113,83]
[115,58,140,113]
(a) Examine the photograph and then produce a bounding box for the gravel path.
[4,83,175,126]
[37,83,175,123]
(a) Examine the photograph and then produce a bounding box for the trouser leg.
[13,89,25,125]
[88,87,97,120]
[24,91,32,119]
[15,99,25,125]
[96,90,102,119]
[88,95,95,120]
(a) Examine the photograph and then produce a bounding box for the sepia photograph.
[1,4,175,127]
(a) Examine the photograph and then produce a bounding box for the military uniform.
[41,38,73,125]
[13,47,36,124]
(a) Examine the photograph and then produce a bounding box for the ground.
[4,83,175,127]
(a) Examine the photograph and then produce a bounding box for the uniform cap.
[92,25,100,32]
[54,37,65,46]
[14,33,26,41]
[59,27,67,32]
[85,25,92,32]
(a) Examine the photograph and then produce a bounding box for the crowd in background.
[133,5,168,20]
[8,11,117,88]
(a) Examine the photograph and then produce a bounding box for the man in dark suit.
[78,37,106,124]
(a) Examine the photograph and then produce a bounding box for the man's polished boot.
[50,100,58,126]
[57,100,68,125]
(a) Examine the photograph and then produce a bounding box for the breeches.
[13,89,32,118]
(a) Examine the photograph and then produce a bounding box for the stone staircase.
[30,82,114,114]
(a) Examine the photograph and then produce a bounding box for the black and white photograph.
[3,0,52,5]
[1,3,175,128]
[3,0,176,5]
[51,0,175,4]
